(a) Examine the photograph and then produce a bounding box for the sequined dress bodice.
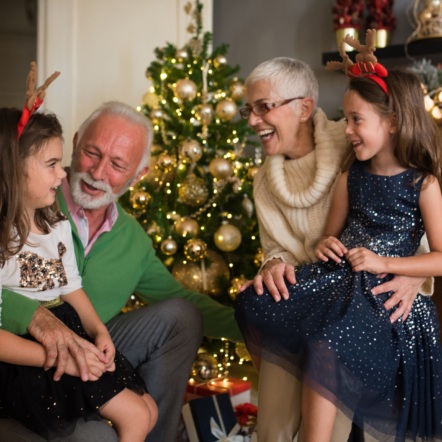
[340,160,425,258]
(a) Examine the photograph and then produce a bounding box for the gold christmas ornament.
[142,150,176,190]
[247,165,260,181]
[149,108,165,123]
[229,275,249,300]
[145,221,163,237]
[196,103,214,125]
[179,139,203,164]
[129,190,151,210]
[175,48,189,61]
[156,153,176,173]
[242,194,254,218]
[214,54,228,68]
[216,99,237,121]
[254,248,265,268]
[235,342,252,362]
[160,236,178,256]
[166,211,181,223]
[176,217,200,237]
[174,78,197,102]
[122,295,147,314]
[172,250,229,296]
[191,352,218,382]
[178,173,209,207]
[184,238,207,262]
[230,80,246,101]
[209,158,233,179]
[142,91,159,108]
[214,222,242,252]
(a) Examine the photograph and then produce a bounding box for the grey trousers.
[0,297,204,442]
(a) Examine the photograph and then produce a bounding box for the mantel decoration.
[333,0,365,51]
[407,0,442,41]
[366,0,396,47]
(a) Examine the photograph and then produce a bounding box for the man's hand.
[346,247,386,274]
[315,236,347,263]
[28,306,109,382]
[95,332,116,372]
[239,259,296,302]
[371,275,425,323]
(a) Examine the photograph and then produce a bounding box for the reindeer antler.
[326,41,354,76]
[24,62,60,111]
[342,34,364,52]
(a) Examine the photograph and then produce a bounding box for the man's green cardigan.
[1,189,242,343]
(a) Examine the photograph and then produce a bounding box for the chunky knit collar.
[265,108,347,208]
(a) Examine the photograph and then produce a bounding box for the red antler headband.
[17,62,60,138]
[326,29,389,97]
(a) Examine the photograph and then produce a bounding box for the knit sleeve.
[415,234,433,296]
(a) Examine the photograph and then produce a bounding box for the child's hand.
[315,236,348,263]
[346,248,386,274]
[95,332,116,372]
[64,350,107,381]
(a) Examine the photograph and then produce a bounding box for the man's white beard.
[70,169,132,210]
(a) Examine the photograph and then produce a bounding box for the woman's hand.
[239,259,296,302]
[95,332,116,372]
[346,247,386,274]
[64,349,107,381]
[315,236,348,263]
[371,275,425,323]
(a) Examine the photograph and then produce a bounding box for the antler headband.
[326,29,389,97]
[17,62,60,138]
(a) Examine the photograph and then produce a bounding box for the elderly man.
[0,101,242,442]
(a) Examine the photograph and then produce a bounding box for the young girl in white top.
[0,74,157,441]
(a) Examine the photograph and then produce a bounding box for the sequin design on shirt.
[17,242,68,291]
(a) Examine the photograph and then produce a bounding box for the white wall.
[37,0,213,163]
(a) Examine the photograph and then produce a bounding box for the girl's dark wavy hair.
[0,108,66,267]
[341,68,442,187]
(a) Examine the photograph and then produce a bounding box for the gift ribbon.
[189,377,242,396]
[210,396,244,442]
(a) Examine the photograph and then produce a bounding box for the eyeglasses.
[239,97,305,120]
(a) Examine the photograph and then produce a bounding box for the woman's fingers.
[253,274,264,295]
[323,247,343,263]
[273,272,289,300]
[239,280,254,292]
[315,249,329,262]
[285,265,297,285]
[262,273,281,302]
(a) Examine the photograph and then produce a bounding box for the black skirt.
[0,301,147,440]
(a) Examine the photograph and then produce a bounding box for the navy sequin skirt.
[0,302,147,440]
[235,259,442,442]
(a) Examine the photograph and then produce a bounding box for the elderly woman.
[237,58,431,442]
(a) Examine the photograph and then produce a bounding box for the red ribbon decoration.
[17,97,44,138]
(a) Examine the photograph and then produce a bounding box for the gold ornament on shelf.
[216,99,237,121]
[214,222,242,252]
[411,0,442,40]
[214,54,228,68]
[179,139,203,164]
[229,275,249,300]
[254,248,265,268]
[247,165,260,181]
[191,352,218,382]
[230,80,246,101]
[174,78,197,102]
[172,250,229,296]
[175,48,189,61]
[209,158,233,179]
[160,236,178,256]
[156,153,176,173]
[178,173,209,207]
[184,238,207,262]
[235,342,252,362]
[149,108,165,123]
[242,194,254,218]
[142,91,159,108]
[176,218,200,237]
[196,103,214,125]
[129,190,151,210]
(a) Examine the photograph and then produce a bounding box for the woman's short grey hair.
[246,57,319,114]
[77,101,153,175]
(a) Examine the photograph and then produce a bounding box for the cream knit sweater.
[254,108,432,295]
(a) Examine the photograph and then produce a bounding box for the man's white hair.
[77,101,153,175]
[246,57,319,115]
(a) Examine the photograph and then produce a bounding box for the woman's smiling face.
[246,80,302,157]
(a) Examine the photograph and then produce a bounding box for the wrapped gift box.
[182,393,243,442]
[186,376,251,407]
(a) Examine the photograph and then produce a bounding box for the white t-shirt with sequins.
[0,220,82,305]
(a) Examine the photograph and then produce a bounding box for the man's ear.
[72,132,79,158]
[300,97,315,121]
[130,166,150,187]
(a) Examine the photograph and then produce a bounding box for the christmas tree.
[119,0,262,373]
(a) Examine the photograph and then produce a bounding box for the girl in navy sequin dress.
[0,100,157,438]
[235,59,442,440]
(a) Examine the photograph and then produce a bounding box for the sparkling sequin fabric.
[17,242,68,291]
[235,161,442,441]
